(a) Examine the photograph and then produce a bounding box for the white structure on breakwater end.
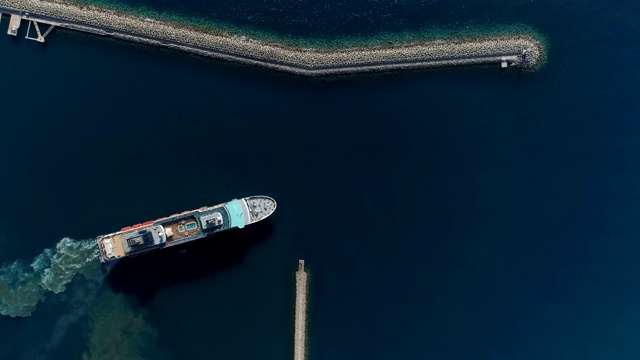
[0,0,545,75]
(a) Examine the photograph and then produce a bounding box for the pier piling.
[294,260,308,360]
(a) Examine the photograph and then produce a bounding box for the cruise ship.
[96,196,276,263]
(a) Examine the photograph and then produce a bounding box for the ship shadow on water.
[103,220,275,304]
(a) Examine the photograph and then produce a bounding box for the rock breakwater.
[0,0,545,75]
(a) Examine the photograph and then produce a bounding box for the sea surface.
[0,0,639,359]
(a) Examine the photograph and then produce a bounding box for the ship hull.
[96,196,276,263]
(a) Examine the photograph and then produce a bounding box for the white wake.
[0,238,99,317]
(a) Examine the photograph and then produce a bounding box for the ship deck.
[100,233,127,259]
[163,215,202,242]
[97,198,273,262]
[112,235,126,257]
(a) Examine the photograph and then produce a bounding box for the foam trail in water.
[0,238,99,317]
[19,262,113,360]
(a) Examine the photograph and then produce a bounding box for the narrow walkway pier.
[294,260,308,360]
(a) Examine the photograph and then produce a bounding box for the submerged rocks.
[0,0,545,75]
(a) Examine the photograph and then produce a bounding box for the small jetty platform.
[7,14,20,36]
[294,260,308,360]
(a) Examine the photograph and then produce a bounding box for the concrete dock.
[7,14,20,36]
[294,260,308,360]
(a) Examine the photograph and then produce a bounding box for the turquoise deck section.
[225,199,246,229]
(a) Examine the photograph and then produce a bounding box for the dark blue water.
[1,0,639,359]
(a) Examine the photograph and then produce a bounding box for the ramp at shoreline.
[0,1,545,75]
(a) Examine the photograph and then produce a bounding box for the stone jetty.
[0,0,545,75]
[294,260,308,360]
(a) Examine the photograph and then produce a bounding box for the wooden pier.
[294,260,308,360]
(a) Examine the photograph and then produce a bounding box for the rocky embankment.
[0,0,545,75]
